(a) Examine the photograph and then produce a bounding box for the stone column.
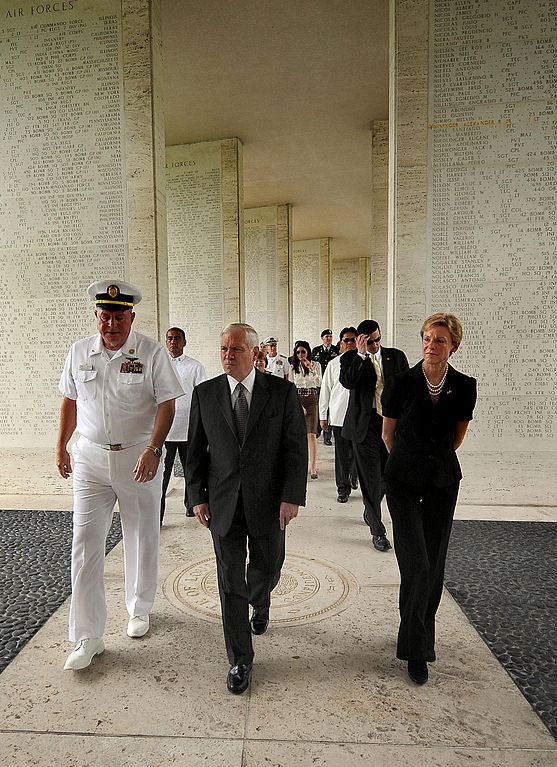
[0,0,165,491]
[243,204,291,346]
[371,120,389,334]
[292,238,331,348]
[332,259,370,334]
[166,138,243,378]
[124,0,167,335]
[390,0,557,493]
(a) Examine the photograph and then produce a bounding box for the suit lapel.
[244,371,270,441]
[215,374,237,439]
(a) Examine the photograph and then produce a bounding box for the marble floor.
[0,448,556,766]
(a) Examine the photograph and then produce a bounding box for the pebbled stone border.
[445,520,557,741]
[0,509,122,674]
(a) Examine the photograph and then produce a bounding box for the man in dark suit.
[312,329,339,445]
[340,319,409,552]
[187,323,307,694]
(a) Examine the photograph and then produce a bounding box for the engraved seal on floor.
[163,553,359,625]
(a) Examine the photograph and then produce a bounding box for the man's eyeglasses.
[367,336,381,345]
[342,337,357,344]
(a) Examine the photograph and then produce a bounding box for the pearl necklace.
[422,362,448,396]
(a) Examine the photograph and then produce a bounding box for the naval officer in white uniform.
[263,336,291,379]
[56,279,184,671]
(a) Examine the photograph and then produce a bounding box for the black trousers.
[386,479,460,662]
[331,425,356,496]
[160,441,188,524]
[353,411,387,536]
[211,500,285,666]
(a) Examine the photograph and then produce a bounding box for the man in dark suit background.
[340,319,409,552]
[312,329,339,445]
[187,323,307,694]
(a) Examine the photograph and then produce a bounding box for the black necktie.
[233,382,248,444]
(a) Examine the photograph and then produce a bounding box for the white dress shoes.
[127,615,150,638]
[64,638,105,670]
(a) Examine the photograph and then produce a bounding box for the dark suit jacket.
[186,370,308,537]
[339,346,409,444]
[382,362,477,487]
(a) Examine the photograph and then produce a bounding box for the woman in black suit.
[381,313,477,685]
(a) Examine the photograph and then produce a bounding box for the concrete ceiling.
[161,0,389,260]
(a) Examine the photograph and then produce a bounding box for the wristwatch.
[146,444,162,458]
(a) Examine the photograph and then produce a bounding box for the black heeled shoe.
[407,660,428,685]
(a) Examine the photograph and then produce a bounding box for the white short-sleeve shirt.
[59,330,185,446]
[165,353,207,441]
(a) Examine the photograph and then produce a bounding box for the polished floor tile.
[0,447,555,765]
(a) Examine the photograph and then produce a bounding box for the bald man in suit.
[187,323,307,694]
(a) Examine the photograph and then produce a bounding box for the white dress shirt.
[318,354,350,426]
[226,366,256,408]
[288,360,322,388]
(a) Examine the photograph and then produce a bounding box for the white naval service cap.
[87,279,142,310]
[263,337,278,345]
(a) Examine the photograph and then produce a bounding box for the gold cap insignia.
[108,285,119,299]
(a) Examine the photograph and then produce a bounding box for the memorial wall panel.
[332,259,369,335]
[166,140,242,379]
[123,0,167,333]
[292,239,331,349]
[0,0,128,447]
[371,120,388,333]
[426,0,557,450]
[244,204,290,345]
[390,0,429,353]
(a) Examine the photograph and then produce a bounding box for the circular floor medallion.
[163,553,359,626]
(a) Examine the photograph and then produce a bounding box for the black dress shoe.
[337,493,348,503]
[227,663,252,694]
[407,660,428,685]
[350,477,358,490]
[372,534,392,552]
[250,610,269,635]
[324,438,332,446]
[185,508,194,517]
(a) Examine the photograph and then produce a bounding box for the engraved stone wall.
[166,139,243,379]
[332,258,369,336]
[0,0,164,485]
[392,0,557,452]
[124,0,167,334]
[371,120,388,334]
[243,205,291,346]
[0,0,127,449]
[292,238,331,349]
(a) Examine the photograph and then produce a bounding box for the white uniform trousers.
[69,436,162,642]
